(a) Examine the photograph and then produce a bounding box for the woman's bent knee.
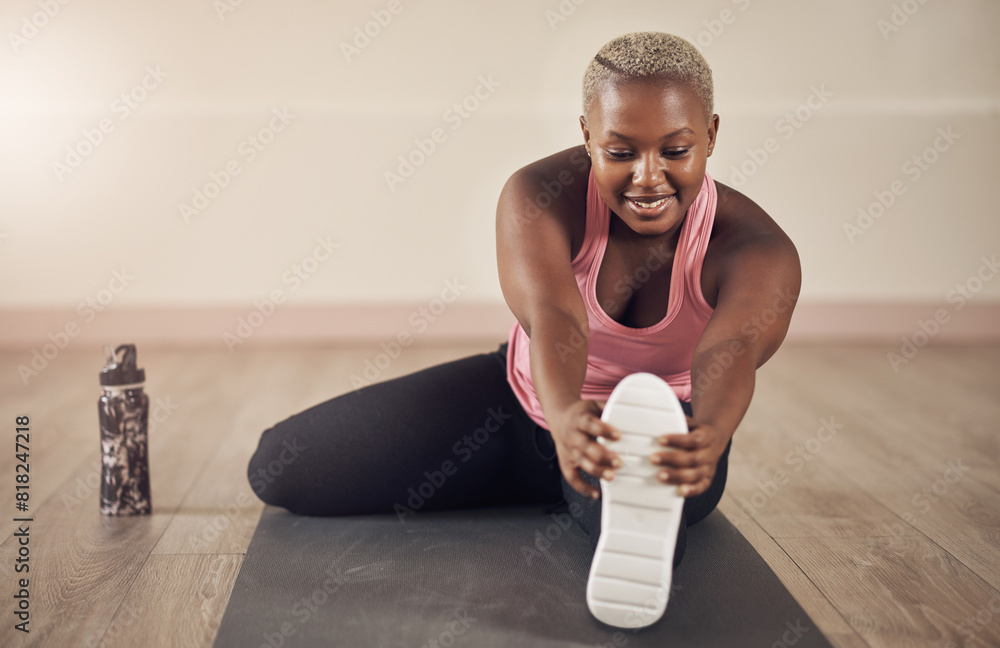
[247,424,308,509]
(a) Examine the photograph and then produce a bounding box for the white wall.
[1,0,997,311]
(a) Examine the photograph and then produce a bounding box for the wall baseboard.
[1,302,997,352]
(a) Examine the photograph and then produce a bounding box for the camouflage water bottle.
[98,344,152,515]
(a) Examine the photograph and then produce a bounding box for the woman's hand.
[548,399,624,499]
[652,416,730,497]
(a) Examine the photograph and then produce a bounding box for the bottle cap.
[99,343,146,386]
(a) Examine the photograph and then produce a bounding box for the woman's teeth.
[628,197,670,209]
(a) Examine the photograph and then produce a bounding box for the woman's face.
[581,78,719,238]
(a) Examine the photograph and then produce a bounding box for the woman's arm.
[654,210,802,496]
[496,162,621,499]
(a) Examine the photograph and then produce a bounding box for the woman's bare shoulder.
[711,180,796,253]
[499,146,591,254]
[506,145,591,210]
[518,145,591,181]
[700,181,799,308]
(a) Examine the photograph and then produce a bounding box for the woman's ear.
[707,114,720,156]
[579,115,591,156]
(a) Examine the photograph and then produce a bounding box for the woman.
[248,31,800,628]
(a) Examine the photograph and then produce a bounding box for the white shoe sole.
[586,372,689,628]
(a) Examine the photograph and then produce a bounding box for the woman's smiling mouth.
[625,194,675,216]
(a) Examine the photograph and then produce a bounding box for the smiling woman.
[248,30,800,630]
[496,31,799,626]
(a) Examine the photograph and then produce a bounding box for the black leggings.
[247,342,731,565]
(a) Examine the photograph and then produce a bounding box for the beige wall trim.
[1,302,997,351]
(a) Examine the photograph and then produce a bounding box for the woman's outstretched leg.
[247,344,562,517]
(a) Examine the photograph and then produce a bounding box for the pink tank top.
[506,168,717,429]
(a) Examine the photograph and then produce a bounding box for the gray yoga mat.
[215,505,833,648]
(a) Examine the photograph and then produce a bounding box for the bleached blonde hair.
[582,32,714,124]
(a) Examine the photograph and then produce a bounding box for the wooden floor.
[1,341,998,647]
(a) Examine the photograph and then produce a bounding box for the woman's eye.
[605,149,690,159]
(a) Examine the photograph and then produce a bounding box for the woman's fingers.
[561,463,601,499]
[560,433,620,487]
[655,465,711,484]
[656,468,714,497]
[650,446,705,468]
[659,431,702,450]
[579,414,625,471]
[578,411,620,441]
[567,438,618,483]
[558,408,724,500]
[580,454,618,481]
[552,400,629,498]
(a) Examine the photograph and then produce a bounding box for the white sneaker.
[586,372,689,628]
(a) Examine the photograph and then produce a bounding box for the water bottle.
[98,343,152,515]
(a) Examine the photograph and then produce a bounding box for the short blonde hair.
[582,32,714,124]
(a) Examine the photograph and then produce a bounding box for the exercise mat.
[214,506,833,647]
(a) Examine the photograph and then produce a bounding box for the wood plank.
[757,348,1000,590]
[0,458,173,648]
[1,341,996,648]
[0,350,109,532]
[148,348,307,555]
[781,535,1000,648]
[0,348,259,646]
[716,496,870,648]
[771,345,999,438]
[723,412,903,538]
[794,345,1000,492]
[97,554,243,648]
